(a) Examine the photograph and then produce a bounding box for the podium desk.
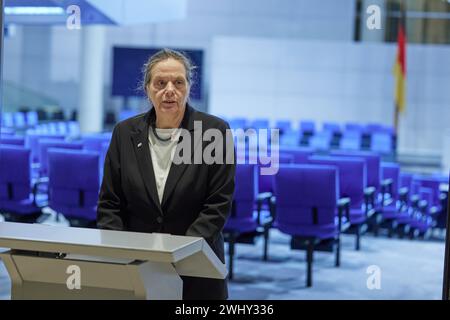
[0,222,227,300]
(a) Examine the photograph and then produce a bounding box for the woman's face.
[147,58,190,125]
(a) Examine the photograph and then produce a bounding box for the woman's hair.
[141,48,196,95]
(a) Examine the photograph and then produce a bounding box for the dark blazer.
[97,105,235,300]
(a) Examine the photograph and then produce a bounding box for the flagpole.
[394,104,399,136]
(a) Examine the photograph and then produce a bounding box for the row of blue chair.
[223,148,448,286]
[227,118,394,135]
[0,132,111,226]
[1,111,39,128]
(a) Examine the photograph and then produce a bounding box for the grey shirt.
[148,127,181,204]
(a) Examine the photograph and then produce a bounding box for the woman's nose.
[165,81,175,93]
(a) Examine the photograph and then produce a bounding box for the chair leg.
[335,236,341,267]
[228,234,236,281]
[306,240,314,287]
[355,225,361,251]
[263,226,269,261]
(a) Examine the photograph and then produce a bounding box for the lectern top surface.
[0,222,202,261]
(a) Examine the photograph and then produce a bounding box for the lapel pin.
[137,142,142,148]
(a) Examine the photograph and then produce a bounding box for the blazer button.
[157,216,163,224]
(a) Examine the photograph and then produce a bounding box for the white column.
[442,129,450,175]
[78,25,105,133]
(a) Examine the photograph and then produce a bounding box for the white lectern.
[0,222,227,300]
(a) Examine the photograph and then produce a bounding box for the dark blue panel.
[112,47,203,100]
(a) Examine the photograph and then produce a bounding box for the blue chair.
[228,118,247,130]
[224,164,275,279]
[38,139,84,177]
[323,122,341,148]
[13,112,26,128]
[279,130,300,146]
[250,119,269,130]
[0,135,25,146]
[323,122,341,135]
[48,149,100,227]
[379,163,414,237]
[274,120,292,135]
[345,123,364,132]
[274,164,350,287]
[365,123,383,133]
[308,156,370,250]
[340,130,362,151]
[119,109,139,122]
[25,133,65,164]
[309,131,332,151]
[299,120,315,145]
[26,111,39,127]
[371,132,393,155]
[412,175,448,231]
[329,150,382,234]
[300,120,315,135]
[67,121,81,136]
[82,133,112,152]
[2,113,14,128]
[0,145,47,222]
[1,128,15,136]
[279,146,313,164]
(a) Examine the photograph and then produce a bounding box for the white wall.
[3,0,355,115]
[209,37,450,157]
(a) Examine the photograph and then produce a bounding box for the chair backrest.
[38,139,84,176]
[0,145,31,201]
[309,132,332,151]
[323,122,341,134]
[232,164,257,219]
[300,120,315,134]
[274,164,339,233]
[371,132,393,154]
[414,176,443,207]
[279,130,299,146]
[1,128,15,136]
[0,135,25,146]
[275,120,292,132]
[381,162,400,199]
[25,133,66,163]
[13,112,26,128]
[48,149,100,220]
[330,150,381,192]
[258,153,292,194]
[365,123,383,133]
[419,187,433,213]
[345,123,364,132]
[26,111,39,127]
[67,121,81,136]
[228,118,247,130]
[279,146,313,164]
[1,113,14,128]
[400,172,413,190]
[309,156,366,208]
[250,119,269,130]
[340,131,362,151]
[82,133,112,151]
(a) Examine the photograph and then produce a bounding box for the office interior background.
[0,0,450,299]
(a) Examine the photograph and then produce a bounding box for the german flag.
[393,2,406,113]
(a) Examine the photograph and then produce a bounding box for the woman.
[97,49,235,300]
